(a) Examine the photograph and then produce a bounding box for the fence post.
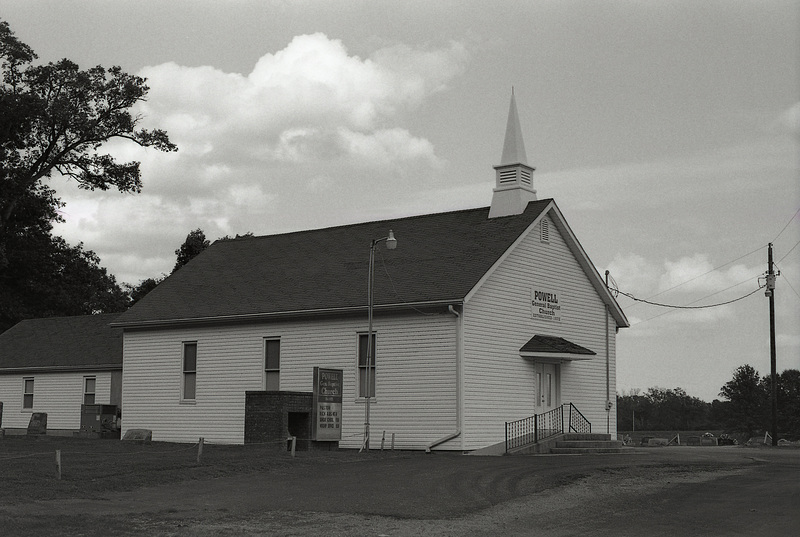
[534,414,538,444]
[197,437,204,464]
[289,436,296,457]
[380,431,386,452]
[55,449,62,480]
[391,433,395,451]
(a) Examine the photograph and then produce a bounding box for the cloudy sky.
[4,0,799,402]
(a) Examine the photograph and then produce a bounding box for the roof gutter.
[0,364,121,374]
[111,300,464,329]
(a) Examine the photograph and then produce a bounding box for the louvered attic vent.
[520,168,532,187]
[499,169,517,185]
[540,219,550,243]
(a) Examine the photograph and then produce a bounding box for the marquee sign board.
[312,367,343,441]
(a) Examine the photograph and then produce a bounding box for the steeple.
[489,89,537,218]
[500,88,528,165]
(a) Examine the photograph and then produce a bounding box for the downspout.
[605,271,611,434]
[426,304,463,452]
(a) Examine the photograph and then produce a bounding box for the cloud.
[607,251,764,330]
[51,34,470,283]
[774,101,800,139]
[136,33,468,165]
[658,254,758,295]
[606,253,661,296]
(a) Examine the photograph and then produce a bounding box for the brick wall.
[244,391,337,451]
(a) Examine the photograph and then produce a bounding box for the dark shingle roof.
[114,200,553,326]
[0,313,122,371]
[520,335,597,356]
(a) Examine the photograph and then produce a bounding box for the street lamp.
[361,230,397,452]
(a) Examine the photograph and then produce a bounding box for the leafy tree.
[618,387,711,431]
[127,229,255,304]
[777,369,800,438]
[217,232,255,242]
[173,228,210,273]
[0,19,176,266]
[718,364,769,437]
[125,276,164,306]
[760,369,800,440]
[0,228,128,332]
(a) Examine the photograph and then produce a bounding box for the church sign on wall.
[312,367,343,441]
[531,288,562,322]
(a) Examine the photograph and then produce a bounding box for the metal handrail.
[568,403,591,434]
[505,403,592,453]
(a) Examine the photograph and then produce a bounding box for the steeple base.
[488,185,537,218]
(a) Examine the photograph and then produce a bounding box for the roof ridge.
[221,201,552,244]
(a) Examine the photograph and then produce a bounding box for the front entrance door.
[535,363,559,414]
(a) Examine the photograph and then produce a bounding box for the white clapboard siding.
[0,371,115,431]
[122,312,457,447]
[461,212,618,450]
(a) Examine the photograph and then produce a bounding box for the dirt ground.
[1,445,798,536]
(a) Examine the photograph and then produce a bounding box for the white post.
[197,437,204,464]
[290,436,296,457]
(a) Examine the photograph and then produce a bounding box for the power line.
[772,207,800,243]
[620,244,766,310]
[774,261,800,301]
[615,283,765,310]
[620,207,798,309]
[777,238,800,264]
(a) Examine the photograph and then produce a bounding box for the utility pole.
[767,243,778,446]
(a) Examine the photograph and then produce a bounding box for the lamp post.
[361,230,397,452]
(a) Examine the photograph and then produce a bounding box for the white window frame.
[22,377,34,410]
[264,338,280,391]
[357,333,376,399]
[83,376,97,405]
[182,342,197,402]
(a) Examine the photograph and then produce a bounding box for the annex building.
[0,313,122,434]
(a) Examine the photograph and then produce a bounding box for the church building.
[112,93,628,451]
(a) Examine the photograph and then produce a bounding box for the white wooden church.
[111,93,628,451]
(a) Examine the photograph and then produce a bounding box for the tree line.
[617,365,800,440]
[1,19,253,332]
[1,19,173,332]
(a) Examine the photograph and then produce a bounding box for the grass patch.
[0,435,358,505]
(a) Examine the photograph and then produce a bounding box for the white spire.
[489,89,537,218]
[500,88,528,165]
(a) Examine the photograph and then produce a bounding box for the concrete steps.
[549,434,624,454]
[509,433,626,455]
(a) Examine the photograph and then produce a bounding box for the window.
[182,342,197,400]
[358,333,376,398]
[23,377,34,409]
[83,377,96,405]
[264,338,280,391]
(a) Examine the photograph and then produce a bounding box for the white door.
[534,363,559,414]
